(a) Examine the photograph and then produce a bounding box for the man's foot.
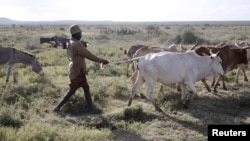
[53,107,60,113]
[89,107,103,114]
[53,108,66,117]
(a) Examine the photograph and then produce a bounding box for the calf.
[124,50,223,111]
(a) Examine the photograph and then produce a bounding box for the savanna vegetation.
[0,22,250,141]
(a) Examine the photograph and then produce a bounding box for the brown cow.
[234,41,250,83]
[124,45,146,77]
[194,45,249,92]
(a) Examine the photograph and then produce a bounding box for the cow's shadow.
[153,88,250,137]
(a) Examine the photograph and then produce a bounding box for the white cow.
[124,50,224,111]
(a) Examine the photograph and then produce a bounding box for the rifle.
[40,36,88,49]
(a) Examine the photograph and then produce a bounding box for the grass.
[0,23,250,140]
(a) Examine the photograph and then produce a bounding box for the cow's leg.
[211,76,216,87]
[211,75,221,86]
[235,64,248,83]
[201,78,211,92]
[6,65,12,83]
[126,63,129,77]
[145,80,163,112]
[221,75,227,90]
[132,61,136,72]
[180,83,190,109]
[131,70,146,99]
[242,67,248,82]
[128,73,144,106]
[180,83,187,103]
[182,82,197,109]
[234,67,241,83]
[187,83,197,101]
[213,75,222,92]
[131,71,137,85]
[12,66,17,83]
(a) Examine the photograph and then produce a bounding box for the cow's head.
[209,50,224,75]
[232,48,248,65]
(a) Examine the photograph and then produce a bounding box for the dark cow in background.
[234,41,250,83]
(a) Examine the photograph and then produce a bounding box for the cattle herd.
[123,41,250,112]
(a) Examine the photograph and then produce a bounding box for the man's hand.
[102,59,109,65]
[100,59,109,70]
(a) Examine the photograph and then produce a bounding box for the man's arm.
[74,41,103,63]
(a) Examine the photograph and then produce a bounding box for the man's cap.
[69,24,82,35]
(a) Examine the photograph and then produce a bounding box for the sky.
[0,0,250,22]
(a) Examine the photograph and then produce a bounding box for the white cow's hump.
[143,50,198,61]
[138,51,193,68]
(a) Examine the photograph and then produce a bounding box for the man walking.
[53,24,109,114]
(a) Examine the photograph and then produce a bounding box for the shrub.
[23,130,57,141]
[2,94,19,105]
[182,30,199,44]
[146,25,160,34]
[0,112,23,128]
[116,28,137,35]
[173,29,207,44]
[123,105,144,121]
[100,27,137,35]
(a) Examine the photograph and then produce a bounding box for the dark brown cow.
[194,45,249,92]
[234,41,250,83]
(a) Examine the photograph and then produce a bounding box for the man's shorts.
[69,72,88,91]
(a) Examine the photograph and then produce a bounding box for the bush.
[146,25,160,34]
[123,105,144,121]
[173,30,208,44]
[182,30,198,44]
[100,27,137,35]
[0,113,23,128]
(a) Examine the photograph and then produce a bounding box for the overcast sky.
[1,0,250,21]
